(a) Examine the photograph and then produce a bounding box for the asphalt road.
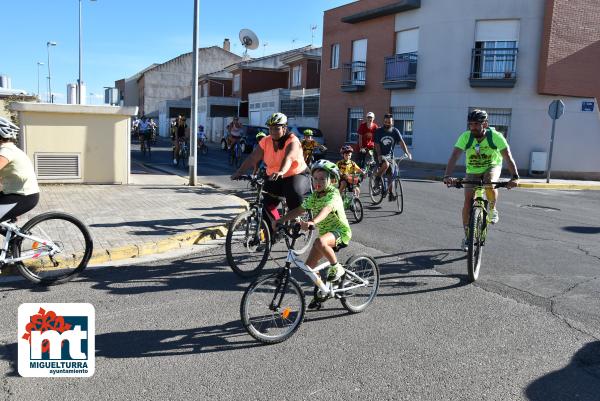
[0,137,597,400]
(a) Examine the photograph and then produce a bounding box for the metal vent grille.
[34,153,81,180]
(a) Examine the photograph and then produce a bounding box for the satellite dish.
[239,29,259,55]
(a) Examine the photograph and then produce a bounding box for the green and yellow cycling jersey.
[455,129,508,174]
[301,185,351,244]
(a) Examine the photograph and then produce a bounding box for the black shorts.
[263,173,311,211]
[0,192,39,222]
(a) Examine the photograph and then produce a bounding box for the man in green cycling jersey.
[443,109,520,251]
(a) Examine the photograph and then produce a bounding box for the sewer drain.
[519,204,561,211]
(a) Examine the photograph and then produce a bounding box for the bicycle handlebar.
[276,222,315,240]
[448,178,510,189]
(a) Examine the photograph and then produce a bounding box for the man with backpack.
[443,109,520,250]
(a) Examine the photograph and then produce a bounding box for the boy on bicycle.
[336,145,364,197]
[278,160,351,309]
[300,129,325,164]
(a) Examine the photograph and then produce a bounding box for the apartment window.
[473,20,519,79]
[233,74,240,93]
[468,107,512,140]
[292,65,302,87]
[391,106,415,147]
[347,107,364,142]
[331,43,340,69]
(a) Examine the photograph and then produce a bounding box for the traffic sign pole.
[546,100,564,183]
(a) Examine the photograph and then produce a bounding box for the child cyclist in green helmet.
[278,159,351,309]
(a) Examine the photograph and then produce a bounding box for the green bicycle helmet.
[265,112,288,126]
[256,131,267,140]
[311,159,340,181]
[303,129,313,136]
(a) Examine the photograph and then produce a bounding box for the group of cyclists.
[230,109,520,308]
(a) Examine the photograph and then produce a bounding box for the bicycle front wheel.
[340,254,380,313]
[201,144,208,155]
[240,272,306,344]
[368,176,384,205]
[467,206,485,282]
[14,212,93,285]
[351,197,363,223]
[393,179,404,214]
[225,210,271,278]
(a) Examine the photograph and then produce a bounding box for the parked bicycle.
[240,223,380,344]
[0,212,93,285]
[369,155,407,214]
[448,178,510,282]
[341,174,364,223]
[226,172,314,278]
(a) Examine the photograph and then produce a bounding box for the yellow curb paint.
[88,250,111,266]
[518,183,600,190]
[107,245,139,261]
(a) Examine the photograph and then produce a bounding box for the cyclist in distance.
[336,145,364,197]
[357,111,378,168]
[278,160,351,309]
[300,128,326,164]
[0,117,40,222]
[373,113,412,201]
[443,109,520,250]
[231,112,311,232]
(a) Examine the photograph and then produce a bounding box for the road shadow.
[525,341,600,401]
[374,249,469,295]
[95,320,261,359]
[90,217,230,236]
[562,226,600,235]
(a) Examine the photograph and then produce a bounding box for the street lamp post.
[37,62,44,100]
[47,41,57,103]
[78,0,97,104]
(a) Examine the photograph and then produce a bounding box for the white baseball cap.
[366,112,375,118]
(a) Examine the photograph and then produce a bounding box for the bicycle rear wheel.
[393,179,404,214]
[225,209,271,278]
[14,212,93,285]
[340,254,380,313]
[351,197,363,223]
[368,176,384,205]
[240,272,306,344]
[201,144,208,155]
[467,206,485,282]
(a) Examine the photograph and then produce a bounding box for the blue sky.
[2,0,351,104]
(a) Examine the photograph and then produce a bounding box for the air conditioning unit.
[529,152,547,175]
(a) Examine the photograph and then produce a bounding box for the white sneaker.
[490,208,499,224]
[326,263,345,282]
[461,238,468,252]
[173,159,177,165]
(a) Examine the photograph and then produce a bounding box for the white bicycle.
[0,212,93,285]
[240,224,380,344]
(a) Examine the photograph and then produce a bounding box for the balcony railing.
[469,47,518,88]
[383,52,417,89]
[341,61,367,92]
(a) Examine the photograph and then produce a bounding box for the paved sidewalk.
[12,164,246,268]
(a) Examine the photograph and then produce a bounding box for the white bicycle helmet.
[265,112,288,126]
[310,159,340,181]
[0,117,18,140]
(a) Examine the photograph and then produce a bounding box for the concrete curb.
[87,224,229,265]
[415,175,600,190]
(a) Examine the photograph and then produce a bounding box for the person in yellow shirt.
[336,145,364,197]
[300,129,326,164]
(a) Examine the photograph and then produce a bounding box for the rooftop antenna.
[310,24,317,46]
[239,28,259,59]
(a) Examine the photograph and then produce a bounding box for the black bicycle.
[369,155,407,213]
[226,172,314,278]
[175,138,189,169]
[449,178,510,282]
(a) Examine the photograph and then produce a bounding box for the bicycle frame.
[0,221,60,265]
[278,231,370,300]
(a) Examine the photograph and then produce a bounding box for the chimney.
[223,38,231,52]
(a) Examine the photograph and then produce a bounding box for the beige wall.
[10,103,137,184]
